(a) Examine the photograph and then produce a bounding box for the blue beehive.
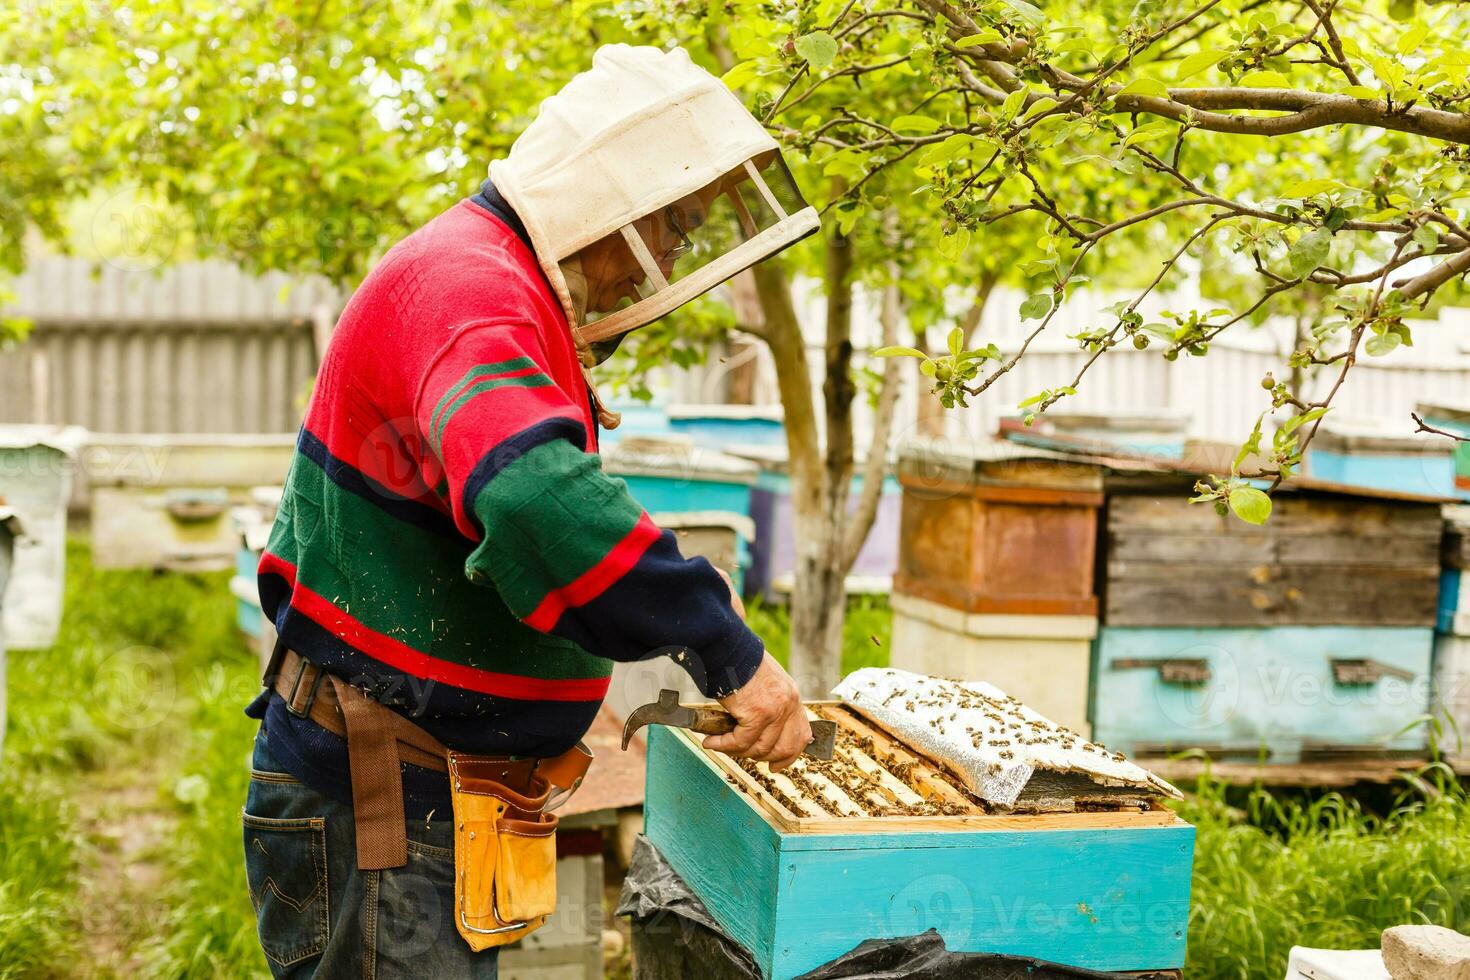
[666,403,784,451]
[1307,417,1458,498]
[601,435,759,589]
[1093,626,1435,761]
[601,434,758,516]
[645,712,1195,978]
[1416,401,1470,496]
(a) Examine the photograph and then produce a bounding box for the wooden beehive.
[890,441,1102,731]
[895,441,1103,616]
[1095,473,1443,762]
[645,702,1194,979]
[1102,484,1443,628]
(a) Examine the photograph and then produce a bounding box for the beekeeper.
[243,44,820,978]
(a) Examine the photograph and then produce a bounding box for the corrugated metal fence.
[5,257,1470,445]
[0,257,339,434]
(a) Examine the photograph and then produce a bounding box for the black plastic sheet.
[616,836,1181,980]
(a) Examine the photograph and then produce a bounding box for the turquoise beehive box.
[601,434,757,516]
[644,719,1194,978]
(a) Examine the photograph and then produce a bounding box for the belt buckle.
[285,659,327,718]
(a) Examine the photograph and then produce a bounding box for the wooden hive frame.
[687,702,1179,834]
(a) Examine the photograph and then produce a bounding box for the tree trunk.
[750,260,841,692]
[707,25,855,693]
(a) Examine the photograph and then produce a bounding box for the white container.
[83,433,294,570]
[0,426,80,649]
[889,592,1097,736]
[1285,946,1388,979]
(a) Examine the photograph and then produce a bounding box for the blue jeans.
[243,727,499,979]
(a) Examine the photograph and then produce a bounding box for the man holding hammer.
[244,44,821,978]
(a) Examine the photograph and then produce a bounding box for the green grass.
[136,657,266,979]
[1,541,265,978]
[1179,763,1470,977]
[5,547,1470,978]
[0,772,78,979]
[748,593,894,676]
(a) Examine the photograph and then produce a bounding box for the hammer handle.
[685,705,738,737]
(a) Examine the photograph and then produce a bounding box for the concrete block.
[1382,925,1470,980]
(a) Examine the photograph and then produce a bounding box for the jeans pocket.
[243,812,330,969]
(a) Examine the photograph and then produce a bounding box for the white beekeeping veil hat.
[489,44,820,363]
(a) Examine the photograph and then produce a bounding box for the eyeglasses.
[661,205,694,264]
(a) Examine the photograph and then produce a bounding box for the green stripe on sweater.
[429,358,546,449]
[432,374,555,451]
[430,356,536,430]
[467,437,645,618]
[274,449,611,681]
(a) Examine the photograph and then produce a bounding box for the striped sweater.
[248,181,765,811]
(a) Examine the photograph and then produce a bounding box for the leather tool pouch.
[448,753,559,950]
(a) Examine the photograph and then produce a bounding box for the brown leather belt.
[264,644,592,871]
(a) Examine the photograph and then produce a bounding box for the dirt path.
[73,745,182,978]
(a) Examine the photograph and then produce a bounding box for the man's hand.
[704,652,812,772]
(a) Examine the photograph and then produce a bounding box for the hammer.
[621,689,837,761]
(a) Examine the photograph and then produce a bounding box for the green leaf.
[722,60,762,90]
[1234,416,1264,473]
[954,30,1004,49]
[1288,227,1332,277]
[1229,486,1272,525]
[1278,178,1340,198]
[1365,331,1402,356]
[1282,406,1330,434]
[1000,87,1029,123]
[1114,77,1170,99]
[1019,97,1059,122]
[892,114,940,133]
[937,228,972,260]
[948,327,964,356]
[1019,293,1053,320]
[1175,49,1226,80]
[999,0,1045,26]
[873,346,928,359]
[822,150,866,180]
[794,31,838,70]
[1413,224,1440,250]
[1123,120,1175,147]
[1397,23,1429,55]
